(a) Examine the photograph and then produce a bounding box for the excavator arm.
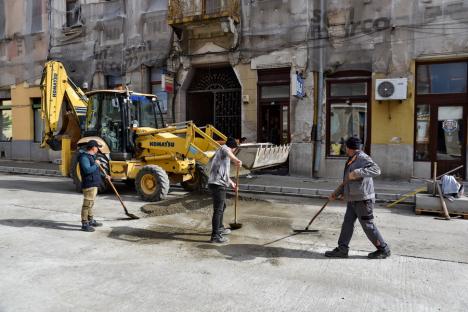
[40,61,88,151]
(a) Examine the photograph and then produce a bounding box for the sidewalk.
[0,159,61,176]
[238,174,429,204]
[0,159,437,204]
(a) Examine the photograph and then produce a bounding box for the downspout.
[313,0,325,177]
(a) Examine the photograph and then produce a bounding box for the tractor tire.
[70,151,109,194]
[135,165,170,202]
[181,164,208,192]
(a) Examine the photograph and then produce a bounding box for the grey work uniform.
[208,145,231,238]
[334,150,389,252]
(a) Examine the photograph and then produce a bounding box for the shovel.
[98,165,139,220]
[229,165,242,230]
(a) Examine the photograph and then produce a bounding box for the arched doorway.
[187,67,242,138]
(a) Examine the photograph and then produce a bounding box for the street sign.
[162,74,174,93]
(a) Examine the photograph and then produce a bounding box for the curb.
[238,184,414,204]
[0,166,62,177]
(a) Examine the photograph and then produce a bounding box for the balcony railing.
[168,0,240,25]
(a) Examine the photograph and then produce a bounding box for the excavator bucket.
[235,143,291,170]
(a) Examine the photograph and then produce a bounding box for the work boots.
[88,217,103,227]
[210,235,228,244]
[81,221,95,232]
[368,247,391,259]
[324,247,349,258]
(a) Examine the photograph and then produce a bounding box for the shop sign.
[162,74,174,93]
[291,73,305,98]
[442,119,459,134]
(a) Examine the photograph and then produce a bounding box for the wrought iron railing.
[168,0,240,24]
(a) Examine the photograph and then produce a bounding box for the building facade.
[1,0,468,180]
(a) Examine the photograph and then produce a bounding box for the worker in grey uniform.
[208,137,242,244]
[325,136,391,259]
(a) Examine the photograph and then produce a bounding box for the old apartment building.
[1,0,468,180]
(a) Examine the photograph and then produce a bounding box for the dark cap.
[225,137,238,149]
[345,136,361,150]
[86,140,102,149]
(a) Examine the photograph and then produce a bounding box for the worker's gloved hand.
[348,170,361,181]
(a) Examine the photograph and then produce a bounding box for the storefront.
[415,60,468,179]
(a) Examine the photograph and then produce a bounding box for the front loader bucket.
[236,143,291,170]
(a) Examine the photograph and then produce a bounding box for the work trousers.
[209,184,227,238]
[81,187,98,222]
[338,200,389,252]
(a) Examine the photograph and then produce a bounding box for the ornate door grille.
[188,67,241,138]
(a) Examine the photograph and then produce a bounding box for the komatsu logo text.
[52,73,58,97]
[150,141,174,147]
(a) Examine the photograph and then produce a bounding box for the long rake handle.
[234,165,240,223]
[304,199,330,230]
[98,165,130,214]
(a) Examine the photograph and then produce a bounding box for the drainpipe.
[313,0,325,177]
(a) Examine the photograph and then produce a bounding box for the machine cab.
[84,90,164,160]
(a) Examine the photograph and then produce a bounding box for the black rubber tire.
[70,151,109,194]
[135,165,170,202]
[181,164,208,192]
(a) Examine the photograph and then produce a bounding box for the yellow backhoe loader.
[41,61,290,201]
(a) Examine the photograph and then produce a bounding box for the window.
[106,75,123,89]
[329,102,367,156]
[66,0,81,27]
[32,98,42,143]
[326,76,371,157]
[415,104,430,161]
[150,68,169,113]
[0,99,12,142]
[417,62,467,94]
[260,85,290,99]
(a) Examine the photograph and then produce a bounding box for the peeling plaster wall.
[49,0,172,92]
[0,0,48,90]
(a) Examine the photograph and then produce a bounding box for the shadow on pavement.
[0,179,76,194]
[197,243,327,261]
[108,226,211,243]
[0,219,81,231]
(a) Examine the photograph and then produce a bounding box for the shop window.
[417,62,467,94]
[150,68,169,113]
[32,98,42,143]
[326,76,371,157]
[0,99,12,142]
[415,104,430,161]
[329,103,367,156]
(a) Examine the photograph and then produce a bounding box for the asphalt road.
[0,173,467,312]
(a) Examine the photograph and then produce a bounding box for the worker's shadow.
[0,219,81,231]
[108,226,211,244]
[197,243,327,261]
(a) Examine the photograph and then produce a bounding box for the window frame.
[0,98,13,142]
[31,98,42,143]
[414,60,468,163]
[325,74,372,158]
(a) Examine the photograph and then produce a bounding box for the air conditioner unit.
[375,78,408,100]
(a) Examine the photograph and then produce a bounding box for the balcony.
[168,0,240,25]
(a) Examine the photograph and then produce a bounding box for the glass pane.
[261,85,289,99]
[34,108,43,143]
[437,106,463,160]
[282,105,288,143]
[152,84,168,113]
[417,63,467,94]
[329,102,367,156]
[100,95,123,152]
[330,82,367,97]
[0,109,12,141]
[415,104,430,161]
